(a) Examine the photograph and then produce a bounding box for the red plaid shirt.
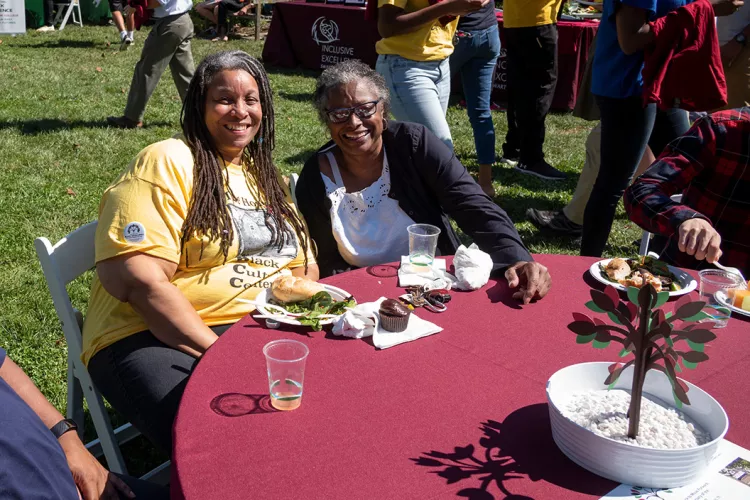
[624,109,750,276]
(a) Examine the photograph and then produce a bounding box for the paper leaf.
[686,340,705,352]
[627,286,641,305]
[674,362,682,373]
[593,317,607,326]
[585,300,606,313]
[674,300,706,320]
[654,291,670,309]
[595,330,612,343]
[673,294,693,315]
[576,333,596,344]
[568,320,597,336]
[604,286,620,307]
[673,393,684,409]
[593,340,610,349]
[607,312,623,325]
[672,378,691,406]
[572,312,593,323]
[683,360,698,369]
[591,289,617,313]
[638,284,657,309]
[681,351,709,363]
[680,328,716,344]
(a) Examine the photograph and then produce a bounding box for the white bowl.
[546,362,728,488]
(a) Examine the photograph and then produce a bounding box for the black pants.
[43,0,55,26]
[502,24,558,165]
[580,95,690,257]
[88,325,231,454]
[217,0,245,31]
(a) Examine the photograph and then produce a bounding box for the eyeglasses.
[325,99,382,124]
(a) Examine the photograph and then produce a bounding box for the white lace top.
[320,149,415,268]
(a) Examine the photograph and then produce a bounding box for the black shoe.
[107,115,143,129]
[526,208,582,236]
[515,160,566,181]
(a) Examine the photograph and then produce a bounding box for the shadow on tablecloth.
[210,393,276,416]
[411,403,614,499]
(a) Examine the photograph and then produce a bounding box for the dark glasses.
[325,99,382,124]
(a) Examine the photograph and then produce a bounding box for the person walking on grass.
[109,0,137,50]
[107,0,195,129]
[498,0,567,181]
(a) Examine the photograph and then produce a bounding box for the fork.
[714,261,746,284]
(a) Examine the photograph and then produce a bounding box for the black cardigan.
[295,121,533,278]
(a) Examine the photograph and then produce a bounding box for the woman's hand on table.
[504,261,551,304]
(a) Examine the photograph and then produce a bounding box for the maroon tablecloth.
[262,2,379,70]
[492,12,599,111]
[171,255,749,500]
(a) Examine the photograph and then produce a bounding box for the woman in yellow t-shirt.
[83,51,318,454]
[374,0,490,149]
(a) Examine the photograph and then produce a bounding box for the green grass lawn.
[0,25,641,473]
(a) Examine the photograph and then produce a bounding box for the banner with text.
[0,0,25,34]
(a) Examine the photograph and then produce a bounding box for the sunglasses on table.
[325,99,382,124]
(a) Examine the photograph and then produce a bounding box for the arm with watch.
[0,353,134,499]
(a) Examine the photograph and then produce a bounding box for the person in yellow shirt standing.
[374,0,491,149]
[500,0,567,180]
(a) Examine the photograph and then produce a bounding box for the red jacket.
[642,0,727,111]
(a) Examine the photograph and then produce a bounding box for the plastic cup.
[698,269,746,328]
[263,339,309,411]
[407,224,441,268]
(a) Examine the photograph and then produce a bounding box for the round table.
[171,255,750,499]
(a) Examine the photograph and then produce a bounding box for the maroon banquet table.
[171,255,750,500]
[262,4,597,111]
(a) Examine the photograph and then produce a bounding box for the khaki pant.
[124,12,195,122]
[723,45,750,110]
[563,123,601,225]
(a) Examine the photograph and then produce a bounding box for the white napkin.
[332,297,443,348]
[370,297,443,349]
[398,257,455,288]
[452,243,493,290]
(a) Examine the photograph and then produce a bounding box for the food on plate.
[268,276,355,330]
[732,288,750,311]
[600,256,683,292]
[604,258,631,281]
[379,299,412,332]
[271,275,326,303]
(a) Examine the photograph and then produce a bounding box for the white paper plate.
[254,284,354,327]
[715,290,750,318]
[575,0,603,8]
[572,11,602,18]
[589,259,698,297]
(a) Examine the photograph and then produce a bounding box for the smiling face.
[204,69,263,165]
[325,80,385,159]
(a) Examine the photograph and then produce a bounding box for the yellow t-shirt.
[375,0,458,61]
[503,0,562,28]
[81,136,315,366]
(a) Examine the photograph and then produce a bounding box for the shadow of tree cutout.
[210,393,275,417]
[413,420,532,500]
[412,404,615,499]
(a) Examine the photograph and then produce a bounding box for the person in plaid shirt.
[624,108,750,275]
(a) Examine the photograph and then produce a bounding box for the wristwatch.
[50,418,78,439]
[735,32,747,47]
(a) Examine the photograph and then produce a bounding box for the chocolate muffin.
[379,299,411,332]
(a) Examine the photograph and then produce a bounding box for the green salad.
[279,291,356,331]
[599,256,682,292]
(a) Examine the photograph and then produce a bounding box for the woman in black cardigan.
[295,60,551,304]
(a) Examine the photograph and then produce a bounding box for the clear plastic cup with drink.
[698,269,746,328]
[407,224,441,268]
[263,339,309,411]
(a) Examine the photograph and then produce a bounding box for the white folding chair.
[53,0,83,30]
[35,222,170,483]
[638,194,683,257]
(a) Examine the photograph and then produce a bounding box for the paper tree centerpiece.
[568,284,717,439]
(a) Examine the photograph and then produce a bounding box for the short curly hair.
[312,60,391,123]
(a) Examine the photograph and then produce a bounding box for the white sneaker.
[119,34,133,50]
[36,25,55,32]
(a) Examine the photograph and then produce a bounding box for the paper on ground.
[600,439,750,499]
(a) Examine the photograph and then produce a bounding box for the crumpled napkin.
[453,244,493,291]
[332,297,443,348]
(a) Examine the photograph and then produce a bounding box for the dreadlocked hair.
[179,50,309,268]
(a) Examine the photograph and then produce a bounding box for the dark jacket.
[295,121,533,278]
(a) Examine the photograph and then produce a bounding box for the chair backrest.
[34,221,97,356]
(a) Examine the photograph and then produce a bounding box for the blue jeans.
[450,24,501,165]
[376,54,453,149]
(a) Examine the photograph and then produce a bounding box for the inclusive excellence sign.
[0,0,25,34]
